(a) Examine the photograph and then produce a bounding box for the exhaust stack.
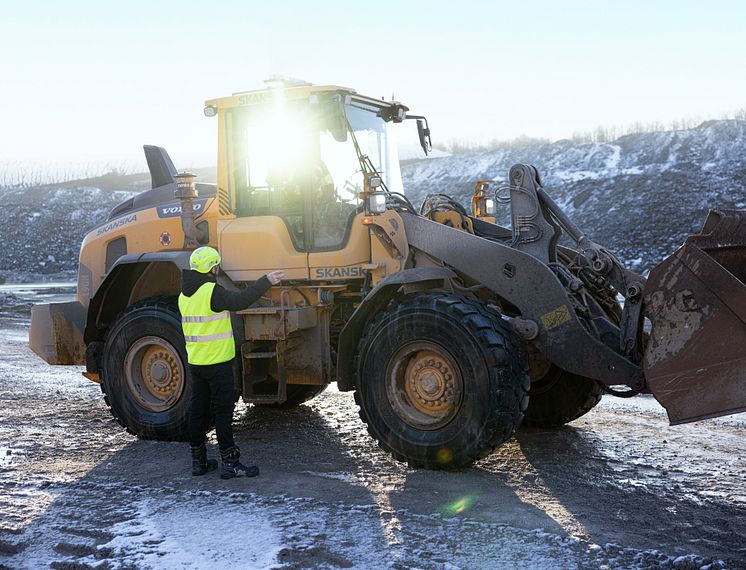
[174,171,207,247]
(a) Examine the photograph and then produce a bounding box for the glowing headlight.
[366,193,387,214]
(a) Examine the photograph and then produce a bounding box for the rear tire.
[522,365,603,428]
[355,294,529,469]
[101,297,191,441]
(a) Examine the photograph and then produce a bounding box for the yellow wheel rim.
[124,336,185,412]
[386,341,463,430]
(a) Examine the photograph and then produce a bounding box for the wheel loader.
[29,78,746,469]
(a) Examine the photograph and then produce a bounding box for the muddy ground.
[0,284,744,569]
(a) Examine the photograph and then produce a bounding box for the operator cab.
[205,80,425,254]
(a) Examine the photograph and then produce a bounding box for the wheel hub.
[405,352,456,415]
[386,342,463,430]
[124,336,185,412]
[141,347,180,397]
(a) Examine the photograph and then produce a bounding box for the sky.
[1,0,745,172]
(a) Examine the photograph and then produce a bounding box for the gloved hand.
[267,270,285,285]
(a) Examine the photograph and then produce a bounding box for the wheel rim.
[123,336,185,412]
[385,341,463,430]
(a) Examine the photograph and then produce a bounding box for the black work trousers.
[188,360,236,451]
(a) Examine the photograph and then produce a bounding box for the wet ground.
[1,284,744,569]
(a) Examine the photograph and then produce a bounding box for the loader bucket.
[643,209,746,424]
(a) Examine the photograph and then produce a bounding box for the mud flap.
[644,210,746,424]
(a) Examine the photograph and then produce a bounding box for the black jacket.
[180,270,272,312]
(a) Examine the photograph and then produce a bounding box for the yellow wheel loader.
[30,79,746,469]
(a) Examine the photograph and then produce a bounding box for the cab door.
[218,107,310,281]
[218,216,308,282]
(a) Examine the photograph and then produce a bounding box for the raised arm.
[210,271,284,312]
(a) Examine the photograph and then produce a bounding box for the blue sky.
[1,0,744,169]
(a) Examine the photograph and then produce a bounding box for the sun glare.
[247,97,314,187]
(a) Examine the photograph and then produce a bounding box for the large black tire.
[354,294,529,469]
[253,384,328,408]
[101,297,191,441]
[522,365,603,428]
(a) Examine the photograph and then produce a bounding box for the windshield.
[228,95,403,250]
[341,104,403,194]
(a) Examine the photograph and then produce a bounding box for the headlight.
[366,193,387,214]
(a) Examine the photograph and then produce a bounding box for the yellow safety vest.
[178,282,235,365]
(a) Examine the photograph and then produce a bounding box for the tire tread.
[100,296,187,441]
[354,293,529,469]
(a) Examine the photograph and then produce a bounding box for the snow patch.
[100,496,283,569]
[605,145,621,171]
[302,470,360,484]
[0,446,21,467]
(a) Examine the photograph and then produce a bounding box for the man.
[178,246,284,479]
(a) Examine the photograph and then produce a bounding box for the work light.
[475,196,497,217]
[484,198,496,215]
[366,193,387,214]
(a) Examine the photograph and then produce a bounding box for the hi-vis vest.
[178,282,235,365]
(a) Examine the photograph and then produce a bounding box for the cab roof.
[204,81,357,111]
[204,79,409,115]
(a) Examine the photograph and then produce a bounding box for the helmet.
[189,246,221,273]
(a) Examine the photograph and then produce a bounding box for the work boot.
[190,444,218,476]
[220,445,259,479]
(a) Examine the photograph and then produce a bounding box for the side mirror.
[416,118,432,156]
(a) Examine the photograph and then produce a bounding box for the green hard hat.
[189,246,221,273]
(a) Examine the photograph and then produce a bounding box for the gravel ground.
[1,285,744,569]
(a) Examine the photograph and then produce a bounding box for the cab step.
[240,344,287,404]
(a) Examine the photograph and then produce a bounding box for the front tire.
[355,294,529,469]
[101,297,191,440]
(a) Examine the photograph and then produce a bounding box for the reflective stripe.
[183,331,234,343]
[182,313,231,323]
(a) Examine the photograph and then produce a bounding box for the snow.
[398,144,450,161]
[101,496,284,569]
[605,144,622,171]
[401,119,746,271]
[553,168,603,182]
[0,446,20,467]
[628,256,644,268]
[302,470,360,484]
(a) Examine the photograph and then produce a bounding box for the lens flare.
[443,495,477,516]
[436,447,453,465]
